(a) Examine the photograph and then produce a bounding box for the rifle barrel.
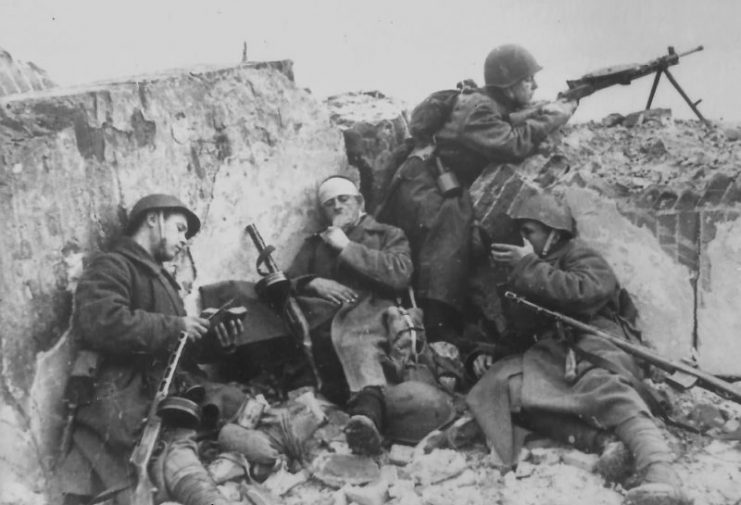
[504,291,741,403]
[677,45,703,58]
[245,223,280,273]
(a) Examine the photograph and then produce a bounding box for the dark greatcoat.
[376,90,559,311]
[468,238,650,465]
[286,214,413,393]
[59,238,198,500]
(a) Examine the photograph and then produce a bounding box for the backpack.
[374,80,479,219]
[408,79,478,144]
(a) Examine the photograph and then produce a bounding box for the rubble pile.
[1,57,740,505]
[546,110,741,192]
[164,383,741,505]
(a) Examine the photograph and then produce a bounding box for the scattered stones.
[685,403,727,432]
[561,450,599,472]
[529,447,563,466]
[408,449,467,485]
[515,462,535,479]
[312,453,381,488]
[263,465,309,496]
[601,113,624,127]
[388,444,415,466]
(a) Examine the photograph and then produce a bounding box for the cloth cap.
[318,177,360,205]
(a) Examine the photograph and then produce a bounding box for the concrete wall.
[0,47,55,96]
[0,60,347,503]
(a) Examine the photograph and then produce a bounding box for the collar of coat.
[539,237,578,263]
[110,237,181,290]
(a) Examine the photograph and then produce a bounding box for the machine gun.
[245,224,323,391]
[504,291,741,404]
[558,45,707,124]
[128,299,235,505]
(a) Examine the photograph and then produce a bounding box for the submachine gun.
[128,298,236,505]
[245,224,323,391]
[505,291,741,405]
[558,45,707,124]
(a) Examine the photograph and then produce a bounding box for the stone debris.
[561,450,599,473]
[262,464,309,496]
[529,447,563,466]
[388,444,415,466]
[312,453,381,488]
[342,465,397,505]
[408,449,467,485]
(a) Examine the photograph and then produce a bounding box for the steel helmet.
[508,192,575,236]
[383,381,457,444]
[484,44,542,88]
[126,193,201,239]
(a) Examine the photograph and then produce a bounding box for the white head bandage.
[318,177,360,205]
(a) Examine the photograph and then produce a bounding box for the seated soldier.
[58,194,244,505]
[286,175,416,454]
[466,192,689,505]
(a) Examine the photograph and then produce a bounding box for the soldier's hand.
[541,99,578,117]
[182,316,210,341]
[490,241,535,267]
[213,319,243,353]
[473,354,495,378]
[320,226,351,250]
[306,278,358,305]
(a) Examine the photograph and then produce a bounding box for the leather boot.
[345,386,385,455]
[162,433,237,505]
[519,409,606,453]
[614,415,690,505]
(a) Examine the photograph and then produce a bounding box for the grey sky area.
[2,0,739,122]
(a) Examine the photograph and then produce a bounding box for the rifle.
[504,291,741,404]
[128,298,235,505]
[245,224,323,391]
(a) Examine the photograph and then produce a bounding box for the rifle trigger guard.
[256,245,276,276]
